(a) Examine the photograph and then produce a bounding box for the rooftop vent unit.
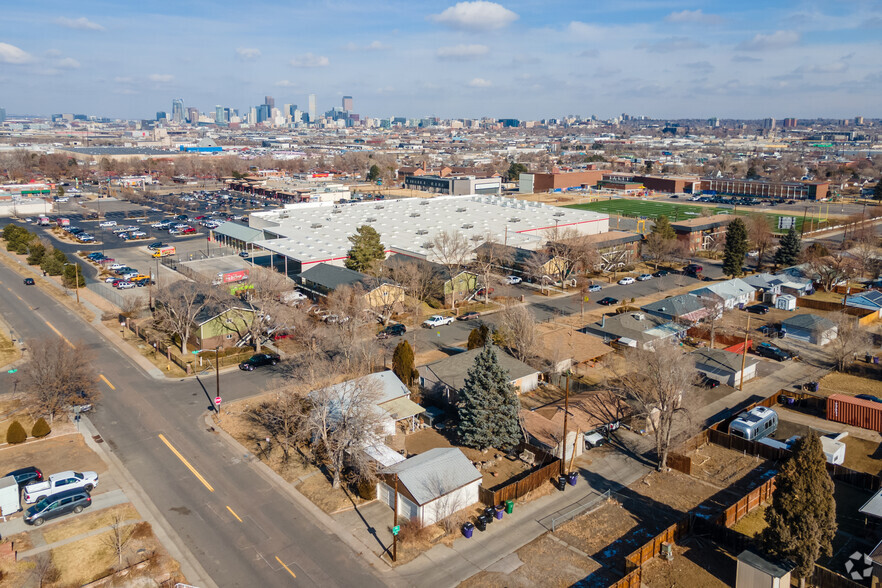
[332,209,342,214]
[375,205,385,209]
[509,217,521,223]
[366,217,377,222]
[423,242,434,249]
[456,208,467,212]
[420,201,430,205]
[553,212,565,217]
[410,213,421,218]
[462,224,474,229]
[470,235,482,242]
[416,230,428,235]
[310,223,323,229]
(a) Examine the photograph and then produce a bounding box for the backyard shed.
[735,550,793,588]
[692,348,759,387]
[775,294,797,311]
[781,313,837,345]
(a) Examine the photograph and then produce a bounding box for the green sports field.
[564,199,807,233]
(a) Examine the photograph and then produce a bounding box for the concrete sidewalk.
[0,489,128,537]
[17,517,141,558]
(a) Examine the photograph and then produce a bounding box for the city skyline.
[2,0,881,120]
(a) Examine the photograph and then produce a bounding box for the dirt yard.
[0,327,20,369]
[688,443,776,494]
[819,371,882,399]
[641,538,735,588]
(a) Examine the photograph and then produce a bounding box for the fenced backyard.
[477,442,561,505]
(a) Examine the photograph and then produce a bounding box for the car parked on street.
[376,323,407,338]
[506,276,522,285]
[618,277,635,285]
[637,274,652,281]
[23,278,35,285]
[457,311,480,321]
[588,284,602,292]
[24,488,92,526]
[239,353,280,371]
[423,315,455,328]
[653,270,669,277]
[598,297,618,306]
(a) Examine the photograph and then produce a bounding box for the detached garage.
[781,314,837,346]
[692,348,759,387]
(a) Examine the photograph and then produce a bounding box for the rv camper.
[728,406,778,441]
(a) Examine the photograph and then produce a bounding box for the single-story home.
[378,447,482,527]
[692,348,759,387]
[640,294,710,324]
[296,263,405,310]
[743,272,813,298]
[534,323,613,374]
[780,314,838,345]
[418,347,540,405]
[521,390,629,458]
[582,312,683,350]
[310,371,425,436]
[690,278,756,310]
[192,300,257,350]
[847,290,882,311]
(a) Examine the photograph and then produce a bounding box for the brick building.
[519,169,605,193]
[700,178,828,200]
[670,214,736,252]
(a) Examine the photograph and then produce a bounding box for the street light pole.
[215,345,221,416]
[74,263,80,303]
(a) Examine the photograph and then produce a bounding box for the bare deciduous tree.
[747,214,774,270]
[610,342,695,471]
[432,230,473,307]
[495,304,538,363]
[30,553,60,587]
[472,234,513,304]
[326,285,379,371]
[806,249,859,292]
[387,257,441,350]
[828,312,870,372]
[245,384,311,462]
[643,232,677,270]
[153,279,216,354]
[542,226,599,289]
[20,337,98,423]
[101,513,135,566]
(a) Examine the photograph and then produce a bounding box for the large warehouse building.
[245,195,609,275]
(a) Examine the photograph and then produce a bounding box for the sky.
[1,0,881,121]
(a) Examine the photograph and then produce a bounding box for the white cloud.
[430,1,518,31]
[0,42,34,64]
[665,9,722,25]
[736,30,799,51]
[57,57,81,69]
[55,16,105,31]
[437,44,489,59]
[468,77,493,88]
[148,73,174,83]
[236,47,261,60]
[274,80,297,87]
[289,53,329,68]
[366,40,386,51]
[44,49,62,57]
[639,37,707,53]
[344,40,387,51]
[796,61,849,74]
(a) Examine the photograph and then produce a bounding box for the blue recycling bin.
[462,521,474,538]
[567,472,578,486]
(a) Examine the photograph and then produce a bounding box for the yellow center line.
[226,505,243,522]
[44,321,75,349]
[157,434,214,492]
[99,374,116,390]
[275,556,297,579]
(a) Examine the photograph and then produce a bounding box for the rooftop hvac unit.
[462,224,474,229]
[470,235,482,242]
[420,200,430,205]
[423,242,434,249]
[332,209,342,214]
[311,223,323,229]
[366,217,377,222]
[416,230,428,235]
[457,208,467,212]
[410,213,421,217]
[554,212,565,217]
[509,217,521,223]
[375,205,385,209]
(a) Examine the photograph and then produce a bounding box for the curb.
[81,416,218,588]
[203,413,405,587]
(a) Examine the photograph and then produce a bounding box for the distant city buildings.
[171,98,183,123]
[308,94,316,123]
[0,107,5,123]
[342,96,353,111]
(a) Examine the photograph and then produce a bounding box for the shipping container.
[826,394,882,432]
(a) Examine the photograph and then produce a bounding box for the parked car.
[239,353,280,371]
[755,342,792,361]
[617,277,635,285]
[181,227,196,235]
[116,281,135,290]
[24,471,99,504]
[4,466,43,489]
[505,276,522,285]
[377,323,407,338]
[746,304,770,315]
[637,274,652,281]
[697,374,721,388]
[109,263,125,270]
[652,270,669,277]
[588,284,602,292]
[597,297,618,306]
[684,263,703,276]
[856,394,882,404]
[24,488,92,526]
[475,287,494,297]
[238,251,249,257]
[423,315,455,328]
[147,242,164,250]
[457,311,480,321]
[23,278,35,285]
[98,220,117,227]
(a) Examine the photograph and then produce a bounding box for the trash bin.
[483,506,496,524]
[557,475,567,491]
[494,505,504,520]
[475,515,487,532]
[462,522,474,538]
[809,382,819,392]
[875,356,880,365]
[505,500,514,514]
[567,472,578,486]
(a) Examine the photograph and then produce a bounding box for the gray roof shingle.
[381,448,481,505]
[781,313,836,333]
[419,347,538,392]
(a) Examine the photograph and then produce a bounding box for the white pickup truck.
[24,471,99,504]
[422,315,455,328]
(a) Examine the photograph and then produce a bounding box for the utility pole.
[562,373,570,476]
[739,315,750,391]
[392,473,399,562]
[215,346,221,416]
[74,263,80,303]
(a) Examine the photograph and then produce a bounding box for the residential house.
[743,272,813,299]
[781,314,838,345]
[670,214,736,252]
[534,323,613,374]
[377,448,482,527]
[297,263,405,310]
[690,278,756,310]
[640,294,710,324]
[582,312,683,350]
[418,347,540,405]
[385,255,476,305]
[310,371,425,436]
[692,348,759,387]
[846,290,882,312]
[191,300,257,350]
[521,391,628,459]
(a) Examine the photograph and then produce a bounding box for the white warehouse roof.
[248,195,609,266]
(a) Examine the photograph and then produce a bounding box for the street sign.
[777,216,795,230]
[215,397,222,405]
[392,525,400,536]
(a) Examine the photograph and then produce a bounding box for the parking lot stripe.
[99,374,116,390]
[157,434,215,492]
[226,505,243,522]
[275,556,297,579]
[44,321,75,348]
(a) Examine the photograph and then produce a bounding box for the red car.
[181,227,196,234]
[195,215,206,220]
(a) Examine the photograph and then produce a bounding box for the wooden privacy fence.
[477,442,561,505]
[795,297,869,316]
[716,476,776,528]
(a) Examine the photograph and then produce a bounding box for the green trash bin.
[505,500,514,514]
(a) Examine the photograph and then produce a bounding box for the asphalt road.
[0,264,388,588]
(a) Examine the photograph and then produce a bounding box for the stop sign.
[215,396,222,405]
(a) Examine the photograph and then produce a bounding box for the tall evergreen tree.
[345,225,385,272]
[392,340,415,386]
[651,214,676,240]
[873,180,882,201]
[457,344,522,450]
[774,227,802,268]
[722,217,749,276]
[761,433,836,587]
[467,324,490,350]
